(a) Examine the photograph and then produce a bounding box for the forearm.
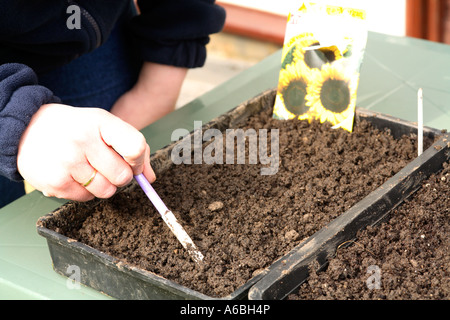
[110,61,187,130]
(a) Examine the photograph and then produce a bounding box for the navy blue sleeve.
[130,0,226,68]
[0,63,60,181]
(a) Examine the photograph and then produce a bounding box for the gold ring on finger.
[82,169,97,187]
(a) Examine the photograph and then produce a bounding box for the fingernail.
[150,167,156,182]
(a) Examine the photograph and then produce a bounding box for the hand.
[111,62,187,130]
[17,103,156,201]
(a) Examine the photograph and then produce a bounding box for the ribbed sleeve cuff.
[0,63,60,181]
[139,37,210,68]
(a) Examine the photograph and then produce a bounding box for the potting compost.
[46,104,433,298]
[288,161,449,300]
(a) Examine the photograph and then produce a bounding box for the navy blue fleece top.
[0,0,226,181]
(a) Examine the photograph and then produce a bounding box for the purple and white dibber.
[134,173,204,265]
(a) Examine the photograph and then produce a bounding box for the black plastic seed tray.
[248,131,449,300]
[36,90,277,300]
[37,89,447,300]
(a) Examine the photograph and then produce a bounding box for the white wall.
[220,0,406,37]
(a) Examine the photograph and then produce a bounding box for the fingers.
[141,143,156,183]
[58,113,154,201]
[99,113,155,179]
[71,165,117,200]
[72,112,155,199]
[43,186,95,202]
[40,169,95,202]
[85,141,134,187]
[82,170,117,199]
[78,142,154,200]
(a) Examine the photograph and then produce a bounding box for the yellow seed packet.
[273,1,367,132]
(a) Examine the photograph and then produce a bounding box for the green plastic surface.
[358,32,450,131]
[1,32,449,299]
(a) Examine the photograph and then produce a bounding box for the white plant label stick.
[418,88,423,156]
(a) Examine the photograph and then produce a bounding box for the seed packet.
[273,1,368,132]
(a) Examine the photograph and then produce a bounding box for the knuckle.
[133,132,148,156]
[96,184,117,199]
[125,133,148,166]
[47,175,72,194]
[115,168,133,187]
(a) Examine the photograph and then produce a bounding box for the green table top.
[1,31,449,299]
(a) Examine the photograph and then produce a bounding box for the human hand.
[111,62,187,130]
[17,103,155,201]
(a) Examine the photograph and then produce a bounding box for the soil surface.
[52,107,429,298]
[288,162,449,300]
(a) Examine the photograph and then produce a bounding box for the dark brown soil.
[53,107,428,298]
[288,162,449,300]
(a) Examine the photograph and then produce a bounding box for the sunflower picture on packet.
[273,2,368,132]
